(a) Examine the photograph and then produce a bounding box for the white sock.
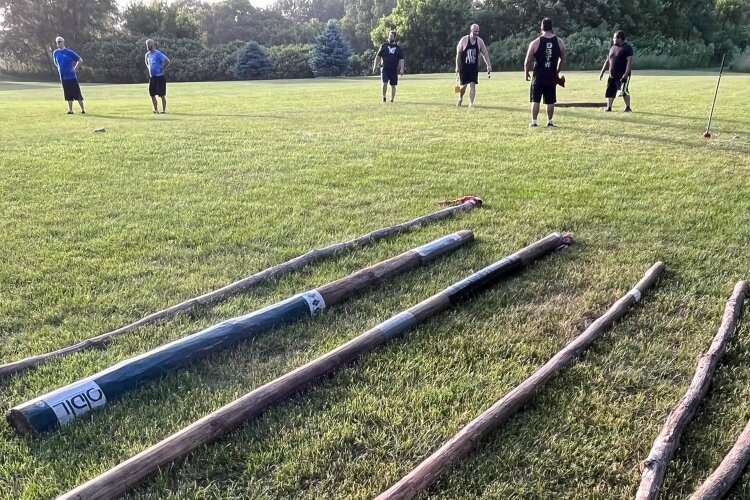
[531,119,537,125]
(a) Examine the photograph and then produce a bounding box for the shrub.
[731,47,750,72]
[565,26,611,69]
[268,44,314,79]
[488,32,534,71]
[631,36,715,69]
[232,41,273,80]
[345,49,376,76]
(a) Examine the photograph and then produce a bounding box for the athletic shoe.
[547,122,555,127]
[390,99,394,103]
[382,97,386,103]
[623,107,632,113]
[456,99,462,107]
[529,122,537,127]
[153,110,158,114]
[67,111,74,114]
[605,107,612,112]
[81,111,86,114]
[468,103,475,108]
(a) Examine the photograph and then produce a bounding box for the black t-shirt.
[378,43,404,72]
[533,35,561,85]
[608,42,633,80]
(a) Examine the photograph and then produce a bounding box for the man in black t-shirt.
[373,30,405,103]
[599,30,634,112]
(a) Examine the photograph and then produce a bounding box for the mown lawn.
[1,71,750,499]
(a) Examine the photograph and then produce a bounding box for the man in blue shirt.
[145,39,170,113]
[52,36,85,114]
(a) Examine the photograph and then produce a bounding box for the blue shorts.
[382,69,398,86]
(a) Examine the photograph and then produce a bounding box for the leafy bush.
[488,32,534,71]
[81,34,145,83]
[631,36,715,69]
[345,49,376,76]
[565,26,611,69]
[730,47,750,72]
[198,41,245,81]
[268,44,314,79]
[232,41,273,80]
[156,38,208,81]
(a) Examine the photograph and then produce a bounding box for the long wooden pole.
[56,232,568,500]
[689,417,750,499]
[0,200,481,379]
[8,231,473,435]
[376,262,665,500]
[636,281,748,500]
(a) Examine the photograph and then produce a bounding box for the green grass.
[1,71,750,499]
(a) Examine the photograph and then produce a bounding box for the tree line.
[0,0,748,83]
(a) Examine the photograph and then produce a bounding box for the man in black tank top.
[454,24,492,108]
[524,18,566,127]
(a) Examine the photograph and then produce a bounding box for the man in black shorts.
[524,18,566,127]
[52,36,85,114]
[454,24,491,108]
[145,39,170,113]
[373,30,405,103]
[599,30,633,112]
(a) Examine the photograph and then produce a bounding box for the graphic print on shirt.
[544,42,553,67]
[388,47,397,54]
[465,46,477,64]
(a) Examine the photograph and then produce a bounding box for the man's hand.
[372,67,378,75]
[525,72,530,81]
[599,72,604,81]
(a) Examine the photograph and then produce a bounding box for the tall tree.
[0,0,118,73]
[196,0,298,46]
[372,0,471,72]
[340,0,397,52]
[270,0,345,23]
[122,0,203,40]
[309,20,351,75]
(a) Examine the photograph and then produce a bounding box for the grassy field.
[1,71,750,499]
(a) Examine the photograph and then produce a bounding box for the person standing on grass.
[599,30,633,112]
[145,39,170,114]
[373,30,405,103]
[455,24,491,108]
[524,18,566,127]
[52,36,85,115]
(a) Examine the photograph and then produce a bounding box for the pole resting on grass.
[376,261,665,500]
[689,416,750,500]
[637,281,748,500]
[7,231,474,435]
[56,231,568,500]
[0,199,482,380]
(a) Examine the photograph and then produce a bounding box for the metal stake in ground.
[56,232,568,500]
[7,231,473,435]
[636,281,748,500]
[704,53,726,139]
[689,417,750,499]
[0,199,481,380]
[377,262,665,500]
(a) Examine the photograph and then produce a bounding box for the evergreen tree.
[309,21,352,76]
[232,41,273,79]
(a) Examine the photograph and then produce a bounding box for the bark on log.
[689,417,750,499]
[56,232,567,500]
[376,262,665,500]
[636,281,748,500]
[0,200,480,379]
[8,231,473,435]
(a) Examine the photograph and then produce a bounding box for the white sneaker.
[468,103,475,108]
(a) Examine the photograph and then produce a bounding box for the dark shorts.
[149,76,167,97]
[530,83,556,104]
[381,68,398,86]
[459,66,479,85]
[606,76,630,98]
[61,79,83,101]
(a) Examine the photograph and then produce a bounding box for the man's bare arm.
[599,57,609,80]
[373,54,382,73]
[524,40,536,80]
[622,55,633,81]
[455,37,465,72]
[557,38,566,73]
[479,38,492,73]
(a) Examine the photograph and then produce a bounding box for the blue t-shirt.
[145,50,169,77]
[53,48,81,81]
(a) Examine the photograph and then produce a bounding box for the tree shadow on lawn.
[560,115,750,154]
